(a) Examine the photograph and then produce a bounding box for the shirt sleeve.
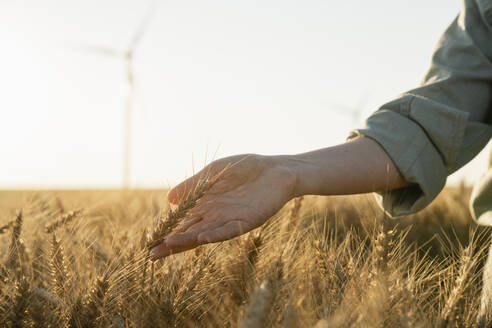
[349,0,492,216]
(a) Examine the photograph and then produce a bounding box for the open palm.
[150,154,297,260]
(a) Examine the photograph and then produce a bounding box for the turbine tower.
[74,1,159,189]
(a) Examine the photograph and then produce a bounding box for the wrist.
[265,154,305,199]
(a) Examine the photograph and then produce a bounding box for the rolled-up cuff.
[349,109,447,216]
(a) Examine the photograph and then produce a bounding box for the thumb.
[168,174,203,205]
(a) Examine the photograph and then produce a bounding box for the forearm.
[276,137,410,197]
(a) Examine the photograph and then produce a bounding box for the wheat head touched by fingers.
[147,176,217,250]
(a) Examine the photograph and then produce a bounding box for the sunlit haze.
[1,0,490,189]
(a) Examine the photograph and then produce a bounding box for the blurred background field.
[1,188,490,327]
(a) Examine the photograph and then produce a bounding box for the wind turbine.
[72,1,159,189]
[327,93,371,128]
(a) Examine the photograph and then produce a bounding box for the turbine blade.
[128,0,161,51]
[64,42,124,58]
[325,100,355,115]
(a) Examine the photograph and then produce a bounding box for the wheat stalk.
[147,177,216,250]
[174,247,216,315]
[7,278,30,328]
[239,254,283,328]
[243,231,262,294]
[84,273,110,326]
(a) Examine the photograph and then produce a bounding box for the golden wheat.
[0,188,488,327]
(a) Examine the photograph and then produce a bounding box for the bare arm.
[150,137,409,260]
[284,136,409,197]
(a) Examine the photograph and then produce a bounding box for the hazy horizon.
[1,0,490,189]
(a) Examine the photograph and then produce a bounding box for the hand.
[150,154,297,260]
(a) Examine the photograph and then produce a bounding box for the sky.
[0,0,490,189]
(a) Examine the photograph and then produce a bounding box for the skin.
[150,137,410,260]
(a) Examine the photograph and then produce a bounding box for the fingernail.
[150,247,160,260]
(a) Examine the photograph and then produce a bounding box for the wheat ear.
[437,245,474,328]
[147,177,215,250]
[373,228,395,272]
[49,233,68,298]
[45,209,83,233]
[6,212,24,276]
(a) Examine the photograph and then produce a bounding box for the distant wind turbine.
[70,1,160,189]
[327,93,371,128]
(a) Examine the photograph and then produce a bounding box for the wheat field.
[0,187,491,328]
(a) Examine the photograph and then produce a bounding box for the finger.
[151,203,242,260]
[150,239,198,260]
[184,215,227,234]
[167,165,218,204]
[197,220,251,244]
[152,216,226,259]
[164,230,200,248]
[167,175,203,205]
[149,228,203,259]
[150,230,203,260]
[173,215,203,233]
[206,179,235,195]
[187,196,216,216]
[167,163,229,204]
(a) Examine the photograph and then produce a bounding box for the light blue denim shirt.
[350,0,492,224]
